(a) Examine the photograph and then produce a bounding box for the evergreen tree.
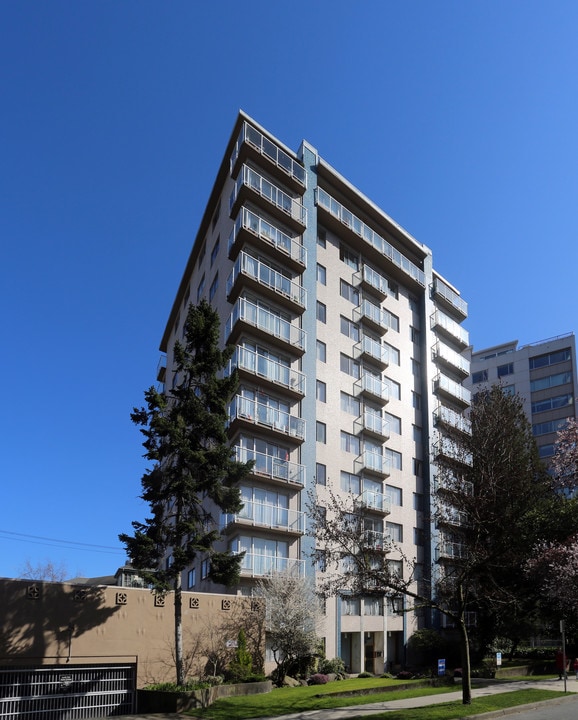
[120,300,252,686]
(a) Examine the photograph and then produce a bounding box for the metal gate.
[0,663,136,719]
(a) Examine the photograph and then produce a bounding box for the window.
[342,597,360,615]
[383,411,401,435]
[530,349,571,369]
[531,371,572,392]
[209,274,219,302]
[412,359,421,377]
[364,597,383,616]
[165,555,173,570]
[412,391,421,409]
[385,343,400,366]
[340,431,360,455]
[187,568,196,589]
[341,471,360,494]
[533,419,568,436]
[503,384,516,396]
[317,301,327,323]
[497,362,514,378]
[411,326,420,343]
[340,279,359,304]
[413,425,423,444]
[316,421,327,444]
[210,236,220,266]
[385,311,399,332]
[413,458,423,477]
[316,380,327,403]
[385,377,401,401]
[341,392,360,416]
[471,370,488,384]
[340,315,360,341]
[317,227,327,248]
[386,485,402,506]
[316,463,327,486]
[317,263,327,285]
[339,244,359,270]
[539,444,555,458]
[386,521,403,542]
[385,448,402,470]
[340,353,360,378]
[317,340,327,363]
[196,273,206,302]
[532,393,573,414]
[413,493,424,511]
[413,528,425,546]
[201,559,209,580]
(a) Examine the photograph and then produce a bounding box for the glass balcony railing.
[354,373,389,402]
[229,394,305,440]
[231,165,307,227]
[227,346,306,396]
[354,298,389,332]
[358,490,391,514]
[433,374,471,407]
[236,552,305,577]
[231,121,306,187]
[354,335,389,367]
[227,251,306,308]
[361,529,390,550]
[431,310,469,348]
[221,502,305,534]
[433,342,470,376]
[355,450,390,477]
[233,445,305,486]
[432,277,468,318]
[229,207,306,267]
[355,264,388,297]
[437,541,467,560]
[436,437,473,466]
[316,187,425,287]
[226,298,306,352]
[434,405,471,435]
[357,410,390,438]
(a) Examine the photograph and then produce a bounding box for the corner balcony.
[353,298,389,335]
[433,474,473,497]
[433,405,471,436]
[354,264,388,301]
[156,355,166,383]
[230,165,307,233]
[233,445,305,488]
[354,335,389,370]
[431,310,469,351]
[228,394,305,443]
[431,277,468,321]
[225,298,306,356]
[354,374,389,404]
[433,373,471,409]
[231,121,306,194]
[228,207,306,273]
[227,346,305,399]
[355,450,390,478]
[221,502,305,537]
[354,411,390,440]
[357,489,391,515]
[436,541,467,562]
[432,342,470,380]
[437,507,468,529]
[435,437,473,467]
[226,251,306,314]
[236,552,305,578]
[361,529,390,552]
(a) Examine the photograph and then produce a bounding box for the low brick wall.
[137,680,273,712]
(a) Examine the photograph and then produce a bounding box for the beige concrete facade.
[0,578,263,687]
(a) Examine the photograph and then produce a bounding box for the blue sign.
[438,658,446,676]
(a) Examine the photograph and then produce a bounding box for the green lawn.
[191,679,566,720]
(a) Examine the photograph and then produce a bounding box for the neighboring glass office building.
[156,112,470,673]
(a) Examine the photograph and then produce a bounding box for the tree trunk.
[458,618,472,704]
[174,572,184,686]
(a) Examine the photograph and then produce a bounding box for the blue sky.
[1,1,577,579]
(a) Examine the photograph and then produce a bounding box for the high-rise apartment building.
[157,112,470,673]
[467,334,577,462]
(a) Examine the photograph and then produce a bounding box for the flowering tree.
[551,418,578,493]
[525,534,578,620]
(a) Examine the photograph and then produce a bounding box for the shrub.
[358,671,373,678]
[307,673,329,685]
[318,657,346,675]
[396,670,413,680]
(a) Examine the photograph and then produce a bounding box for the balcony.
[231,121,306,194]
[436,541,467,561]
[354,264,388,300]
[432,342,470,379]
[354,410,390,440]
[437,507,468,528]
[434,405,472,436]
[355,450,390,478]
[361,529,390,551]
[431,277,468,321]
[236,552,305,578]
[353,298,389,335]
[226,251,306,313]
[316,187,425,287]
[436,437,473,466]
[233,445,305,488]
[354,335,389,369]
[228,207,306,272]
[354,373,389,404]
[228,394,305,443]
[357,489,391,515]
[431,310,469,350]
[433,373,471,409]
[230,165,307,233]
[227,346,305,399]
[225,298,306,356]
[434,474,473,497]
[156,355,166,383]
[221,502,305,536]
